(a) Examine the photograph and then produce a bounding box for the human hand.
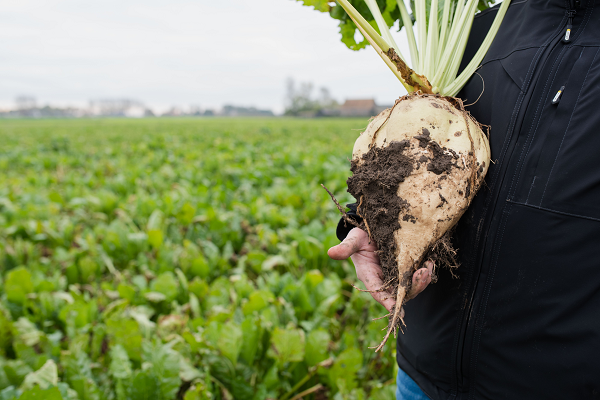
[328,227,434,312]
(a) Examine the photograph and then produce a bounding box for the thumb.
[328,228,364,260]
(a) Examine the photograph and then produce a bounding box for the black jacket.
[337,0,600,398]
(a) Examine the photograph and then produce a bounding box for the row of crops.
[0,118,397,399]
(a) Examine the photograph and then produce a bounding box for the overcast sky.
[0,0,412,114]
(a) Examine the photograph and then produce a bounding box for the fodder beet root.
[347,93,490,351]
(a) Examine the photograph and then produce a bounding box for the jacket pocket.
[499,47,540,92]
[525,46,600,220]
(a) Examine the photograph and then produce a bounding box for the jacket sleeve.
[335,203,363,241]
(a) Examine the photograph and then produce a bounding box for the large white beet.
[348,94,490,350]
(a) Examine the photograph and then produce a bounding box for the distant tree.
[284,78,339,116]
[318,87,338,109]
[15,95,36,110]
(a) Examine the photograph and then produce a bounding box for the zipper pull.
[552,86,565,105]
[563,10,576,43]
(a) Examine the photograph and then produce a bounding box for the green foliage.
[20,360,58,391]
[269,327,305,365]
[17,386,63,400]
[296,0,402,51]
[109,345,132,380]
[296,0,332,12]
[4,267,33,305]
[306,328,330,366]
[329,347,363,392]
[217,321,243,364]
[295,0,495,51]
[0,118,397,399]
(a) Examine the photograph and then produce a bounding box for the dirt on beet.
[347,140,413,297]
[346,135,460,308]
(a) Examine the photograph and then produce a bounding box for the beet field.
[0,118,398,400]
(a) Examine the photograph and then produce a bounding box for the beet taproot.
[347,93,489,350]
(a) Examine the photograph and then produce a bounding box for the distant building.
[340,99,391,117]
[89,99,151,117]
[0,98,85,118]
[161,107,183,117]
[221,105,274,117]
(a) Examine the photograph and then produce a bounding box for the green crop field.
[0,118,398,400]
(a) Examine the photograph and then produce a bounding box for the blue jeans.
[396,368,431,400]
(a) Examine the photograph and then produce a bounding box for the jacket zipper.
[452,2,580,397]
[562,0,578,43]
[552,85,565,104]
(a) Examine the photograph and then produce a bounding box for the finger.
[371,290,396,312]
[407,261,434,300]
[327,228,367,260]
[425,259,434,276]
[355,262,395,312]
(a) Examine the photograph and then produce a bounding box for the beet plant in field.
[0,119,402,400]
[297,0,510,349]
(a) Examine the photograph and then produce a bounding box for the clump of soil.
[347,140,414,298]
[346,137,460,323]
[414,128,458,175]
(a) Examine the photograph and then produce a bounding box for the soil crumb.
[413,128,431,148]
[426,141,456,175]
